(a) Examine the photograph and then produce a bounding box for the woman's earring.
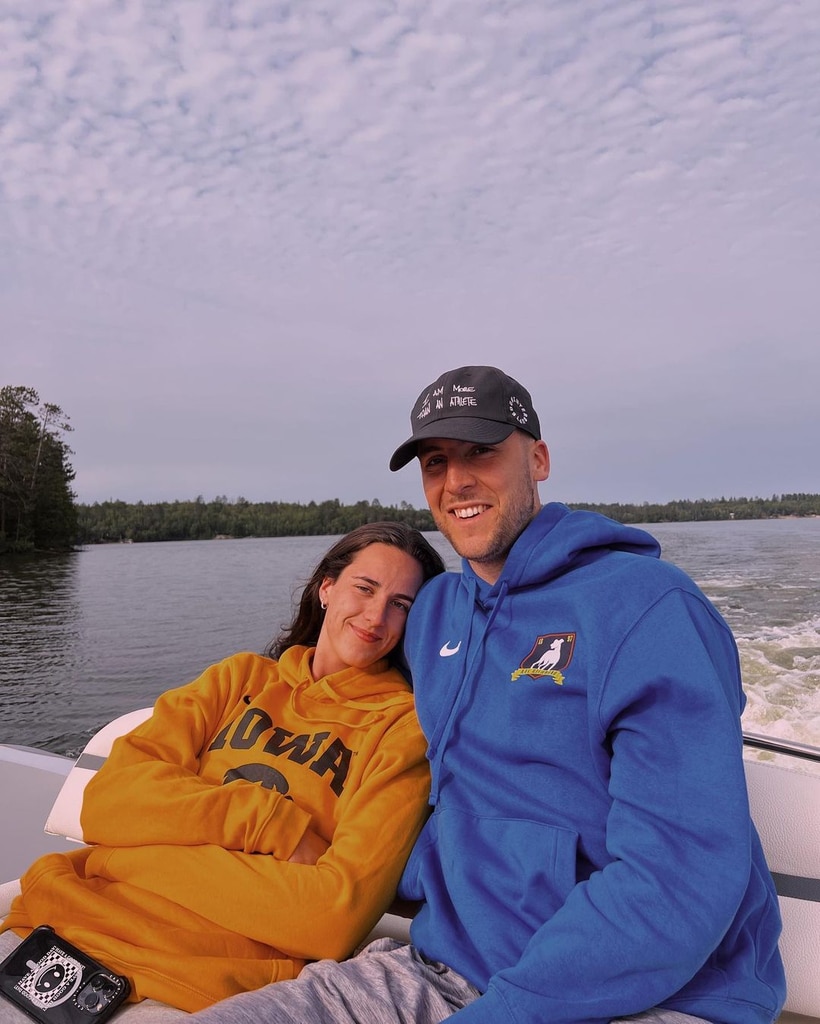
[320,600,327,610]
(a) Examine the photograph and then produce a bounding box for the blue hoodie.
[399,504,785,1024]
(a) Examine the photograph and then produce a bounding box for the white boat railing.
[743,731,820,765]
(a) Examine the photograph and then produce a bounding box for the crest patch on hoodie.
[512,633,576,685]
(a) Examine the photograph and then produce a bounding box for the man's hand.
[288,826,330,864]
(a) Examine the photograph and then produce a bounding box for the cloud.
[2,0,819,505]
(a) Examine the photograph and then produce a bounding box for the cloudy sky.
[3,0,818,509]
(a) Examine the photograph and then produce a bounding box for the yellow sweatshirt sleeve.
[86,710,430,961]
[81,654,312,860]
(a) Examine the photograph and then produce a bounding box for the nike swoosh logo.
[439,641,462,657]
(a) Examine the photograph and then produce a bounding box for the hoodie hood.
[276,645,414,727]
[468,502,661,596]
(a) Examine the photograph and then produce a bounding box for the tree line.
[75,493,819,545]
[76,497,436,544]
[0,386,78,554]
[569,494,820,524]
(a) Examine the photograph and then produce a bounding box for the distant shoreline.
[3,496,817,556]
[69,494,819,546]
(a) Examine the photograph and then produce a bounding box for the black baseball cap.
[389,365,541,471]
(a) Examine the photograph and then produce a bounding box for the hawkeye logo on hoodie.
[512,632,576,685]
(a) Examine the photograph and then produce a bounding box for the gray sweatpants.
[189,937,713,1024]
[0,931,711,1024]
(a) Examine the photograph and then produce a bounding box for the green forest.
[75,493,820,545]
[76,497,436,543]
[569,493,820,524]
[0,386,78,553]
[1,385,818,554]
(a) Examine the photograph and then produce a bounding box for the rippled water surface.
[650,518,820,747]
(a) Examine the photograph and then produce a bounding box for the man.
[193,366,785,1024]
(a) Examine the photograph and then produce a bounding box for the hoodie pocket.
[412,805,580,973]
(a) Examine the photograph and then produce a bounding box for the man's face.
[418,431,550,583]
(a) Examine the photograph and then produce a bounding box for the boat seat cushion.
[744,756,820,1020]
[45,707,153,842]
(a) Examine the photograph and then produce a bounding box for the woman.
[0,523,445,1014]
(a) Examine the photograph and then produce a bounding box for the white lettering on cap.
[509,396,528,425]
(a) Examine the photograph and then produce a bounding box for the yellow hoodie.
[4,648,430,1011]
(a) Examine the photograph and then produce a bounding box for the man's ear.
[532,439,550,482]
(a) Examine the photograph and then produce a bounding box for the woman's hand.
[288,826,330,864]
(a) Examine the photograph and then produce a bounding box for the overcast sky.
[3,0,818,509]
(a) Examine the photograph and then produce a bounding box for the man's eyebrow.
[353,574,416,603]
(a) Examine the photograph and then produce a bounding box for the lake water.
[1,519,818,756]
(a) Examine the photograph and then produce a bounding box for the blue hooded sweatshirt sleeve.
[399,504,785,1024]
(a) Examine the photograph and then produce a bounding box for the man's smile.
[452,505,491,519]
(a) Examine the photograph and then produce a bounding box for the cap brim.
[389,419,515,471]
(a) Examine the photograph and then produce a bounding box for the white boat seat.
[43,707,154,842]
[6,713,820,1021]
[744,754,820,1021]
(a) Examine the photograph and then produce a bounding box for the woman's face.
[312,542,425,678]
